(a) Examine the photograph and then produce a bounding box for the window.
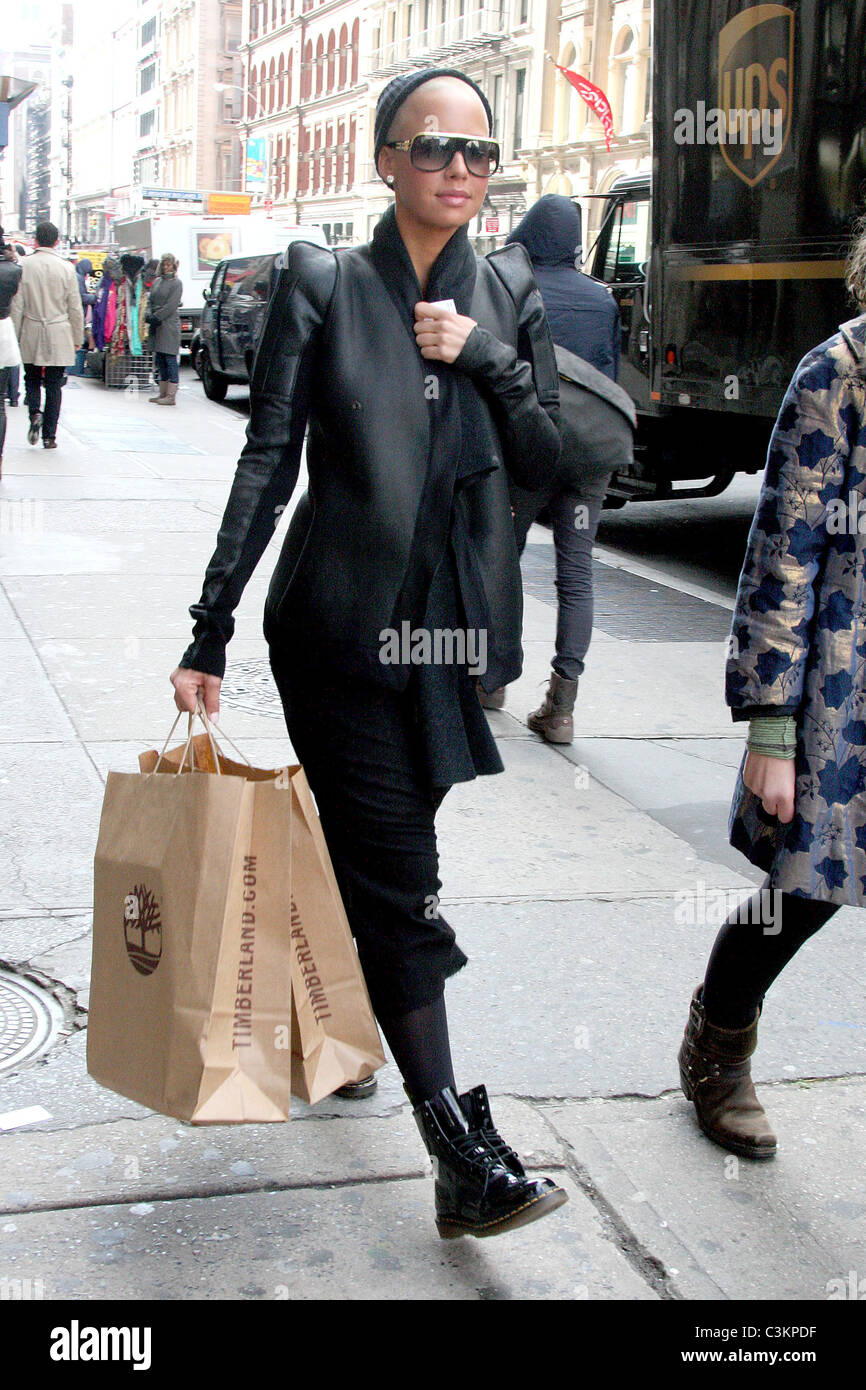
[140,63,156,95]
[224,11,241,51]
[139,109,155,138]
[141,16,156,47]
[601,198,651,283]
[512,68,525,156]
[492,73,503,141]
[339,24,348,86]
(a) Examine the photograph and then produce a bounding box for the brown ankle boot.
[477,685,505,710]
[678,985,777,1159]
[527,670,578,743]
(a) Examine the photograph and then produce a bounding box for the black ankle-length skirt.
[268,650,471,1018]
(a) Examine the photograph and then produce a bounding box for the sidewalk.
[0,369,863,1301]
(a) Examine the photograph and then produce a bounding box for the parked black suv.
[196,251,285,402]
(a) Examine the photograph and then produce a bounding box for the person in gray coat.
[147,254,183,405]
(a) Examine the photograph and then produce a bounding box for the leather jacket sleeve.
[453,248,561,490]
[179,243,337,677]
[0,260,22,317]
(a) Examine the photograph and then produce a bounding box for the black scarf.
[368,202,495,637]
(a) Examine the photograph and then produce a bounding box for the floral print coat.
[727,314,866,903]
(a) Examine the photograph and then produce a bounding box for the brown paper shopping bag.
[287,766,386,1103]
[87,705,294,1123]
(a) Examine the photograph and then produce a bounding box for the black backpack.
[553,344,636,491]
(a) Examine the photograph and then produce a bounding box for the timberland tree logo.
[718,3,793,186]
[123,884,163,976]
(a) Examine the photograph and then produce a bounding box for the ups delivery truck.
[588,0,866,505]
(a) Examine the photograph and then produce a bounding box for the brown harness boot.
[527,670,578,743]
[678,984,777,1160]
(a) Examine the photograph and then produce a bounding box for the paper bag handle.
[147,697,253,777]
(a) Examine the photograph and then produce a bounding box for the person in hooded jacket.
[478,195,621,743]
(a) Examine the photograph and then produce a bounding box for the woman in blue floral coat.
[679,221,866,1161]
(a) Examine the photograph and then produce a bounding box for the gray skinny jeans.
[509,472,614,682]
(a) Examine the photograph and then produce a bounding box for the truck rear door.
[590,185,652,412]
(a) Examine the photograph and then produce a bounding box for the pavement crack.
[0,1169,432,1218]
[531,1106,681,1301]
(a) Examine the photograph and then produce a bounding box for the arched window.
[278,53,285,108]
[611,26,637,136]
[326,30,336,91]
[351,18,359,84]
[553,41,576,144]
[338,23,348,87]
[315,35,324,96]
[303,39,312,99]
[287,50,293,106]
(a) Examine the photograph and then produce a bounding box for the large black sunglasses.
[383,131,500,177]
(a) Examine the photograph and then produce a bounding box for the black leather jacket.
[0,259,22,319]
[180,236,561,690]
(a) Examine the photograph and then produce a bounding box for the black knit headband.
[373,68,494,185]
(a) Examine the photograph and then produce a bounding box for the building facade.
[0,2,71,238]
[161,0,243,194]
[67,1,138,244]
[238,0,651,249]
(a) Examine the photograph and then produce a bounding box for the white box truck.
[113,212,327,349]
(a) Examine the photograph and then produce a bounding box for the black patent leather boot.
[412,1085,568,1239]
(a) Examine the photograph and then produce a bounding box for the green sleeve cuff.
[746,714,797,759]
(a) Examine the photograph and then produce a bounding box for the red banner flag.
[552,63,614,152]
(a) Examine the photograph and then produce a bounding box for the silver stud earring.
[386,175,395,186]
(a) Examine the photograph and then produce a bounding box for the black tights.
[376,992,456,1106]
[702,885,839,1028]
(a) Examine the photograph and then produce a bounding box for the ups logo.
[718,3,794,186]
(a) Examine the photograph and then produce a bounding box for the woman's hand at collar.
[413,302,477,363]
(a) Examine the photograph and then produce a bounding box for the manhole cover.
[0,971,65,1075]
[220,658,284,718]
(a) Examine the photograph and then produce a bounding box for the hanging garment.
[129,277,142,357]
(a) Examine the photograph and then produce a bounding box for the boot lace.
[477,1124,521,1169]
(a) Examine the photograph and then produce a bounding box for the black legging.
[701,884,839,1028]
[268,652,463,1105]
